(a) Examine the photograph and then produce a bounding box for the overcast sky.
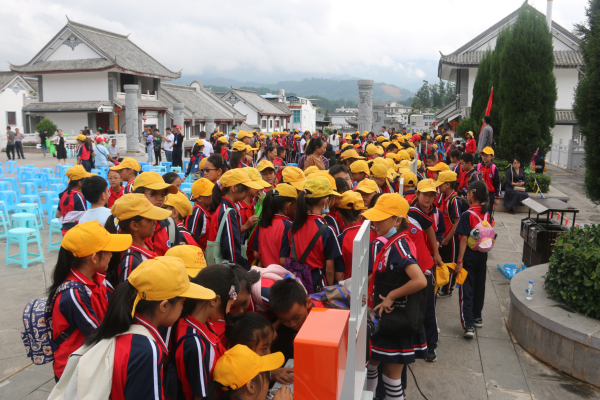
[1,0,588,90]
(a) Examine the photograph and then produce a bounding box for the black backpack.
[447,194,470,224]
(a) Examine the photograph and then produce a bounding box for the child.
[280,166,306,192]
[457,152,479,192]
[238,167,269,227]
[184,139,205,181]
[110,157,141,194]
[228,141,249,169]
[207,169,263,271]
[79,175,112,226]
[81,257,214,400]
[214,136,231,161]
[449,149,462,172]
[163,171,182,190]
[465,131,477,154]
[175,264,239,400]
[339,149,366,168]
[132,171,179,256]
[76,135,94,172]
[361,194,428,400]
[310,172,343,235]
[425,154,438,178]
[49,221,131,380]
[290,176,343,291]
[252,183,297,267]
[371,164,395,193]
[164,191,198,246]
[57,165,95,235]
[335,191,376,279]
[435,171,464,297]
[400,171,418,203]
[107,169,124,208]
[455,180,490,338]
[256,159,276,190]
[106,193,171,283]
[477,146,501,215]
[355,179,379,208]
[165,244,207,278]
[350,160,369,187]
[329,164,353,190]
[187,178,214,251]
[211,345,290,400]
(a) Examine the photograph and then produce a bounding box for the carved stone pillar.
[358,80,374,133]
[173,103,185,130]
[124,84,139,153]
[205,117,216,140]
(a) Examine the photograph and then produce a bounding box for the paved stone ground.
[0,156,598,399]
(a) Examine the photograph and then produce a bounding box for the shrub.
[500,172,551,193]
[455,118,478,139]
[493,159,512,171]
[544,224,600,319]
[35,118,57,137]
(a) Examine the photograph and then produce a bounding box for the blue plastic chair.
[48,218,63,251]
[181,183,192,190]
[171,167,182,173]
[13,207,44,230]
[50,183,65,193]
[18,182,38,202]
[100,166,110,178]
[155,166,167,174]
[49,204,58,225]
[0,182,11,191]
[40,167,54,177]
[0,200,9,221]
[56,164,73,175]
[183,160,189,172]
[0,207,9,239]
[182,187,192,198]
[91,168,101,175]
[5,161,18,174]
[139,162,149,168]
[177,173,185,180]
[160,162,172,172]
[6,227,44,268]
[39,191,59,218]
[0,191,18,212]
[142,164,153,172]
[19,169,35,183]
[2,177,17,191]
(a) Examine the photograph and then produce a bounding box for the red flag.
[479,87,494,135]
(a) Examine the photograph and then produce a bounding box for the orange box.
[294,308,350,400]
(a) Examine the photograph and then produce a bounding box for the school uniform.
[477,162,501,215]
[456,205,489,329]
[219,147,231,161]
[273,157,287,183]
[207,197,251,270]
[185,153,204,177]
[118,243,157,283]
[148,219,175,256]
[51,268,111,378]
[323,211,343,236]
[235,199,255,227]
[438,190,463,295]
[335,222,377,278]
[457,168,479,192]
[186,203,211,251]
[403,189,417,205]
[175,316,226,400]
[107,186,124,208]
[123,179,135,195]
[465,138,477,153]
[381,179,396,193]
[58,189,87,235]
[252,215,292,267]
[77,145,93,172]
[177,221,199,247]
[111,315,167,400]
[289,213,342,292]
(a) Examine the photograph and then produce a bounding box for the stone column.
[124,84,139,153]
[358,79,374,133]
[191,113,196,139]
[173,103,185,129]
[205,117,216,140]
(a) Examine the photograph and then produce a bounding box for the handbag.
[205,208,233,265]
[511,169,526,192]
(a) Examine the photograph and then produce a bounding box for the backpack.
[447,194,470,224]
[283,224,329,294]
[21,281,82,365]
[466,210,496,252]
[164,333,200,400]
[166,217,181,247]
[475,163,497,183]
[205,208,233,265]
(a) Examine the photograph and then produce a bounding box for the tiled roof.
[239,121,259,131]
[161,83,245,121]
[271,101,292,114]
[556,109,576,122]
[440,50,583,68]
[229,88,292,116]
[0,72,37,93]
[113,97,169,110]
[11,21,180,80]
[23,100,111,111]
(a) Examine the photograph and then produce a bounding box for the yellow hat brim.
[179,282,217,300]
[288,179,306,191]
[362,208,395,222]
[137,182,178,194]
[139,205,173,221]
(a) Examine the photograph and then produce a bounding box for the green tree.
[414,80,431,108]
[574,0,600,202]
[470,49,493,139]
[456,118,479,138]
[489,27,511,147]
[324,110,330,121]
[430,82,442,108]
[499,4,556,163]
[35,118,57,137]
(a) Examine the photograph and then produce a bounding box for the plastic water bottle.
[526,281,534,300]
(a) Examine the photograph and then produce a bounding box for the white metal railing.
[546,139,585,170]
[115,91,157,101]
[116,92,126,99]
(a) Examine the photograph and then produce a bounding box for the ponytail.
[61,179,83,206]
[468,180,489,214]
[48,247,81,301]
[104,215,143,286]
[259,190,295,228]
[291,191,326,233]
[209,183,248,213]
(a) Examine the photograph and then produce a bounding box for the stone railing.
[546,139,584,170]
[0,133,129,151]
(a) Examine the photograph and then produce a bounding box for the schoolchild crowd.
[44,127,498,400]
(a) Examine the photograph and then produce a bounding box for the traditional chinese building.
[0,72,38,132]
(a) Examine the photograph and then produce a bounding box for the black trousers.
[15,142,25,158]
[154,147,161,165]
[6,144,15,160]
[172,147,183,168]
[458,252,487,328]
[488,193,495,216]
[424,268,439,346]
[439,235,460,294]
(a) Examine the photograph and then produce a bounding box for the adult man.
[327,129,340,152]
[172,125,184,168]
[478,116,493,153]
[6,126,16,160]
[199,131,213,157]
[162,127,174,162]
[39,129,49,158]
[83,126,91,136]
[107,138,122,164]
[153,129,162,165]
[380,126,389,139]
[93,137,110,167]
[14,128,25,159]
[106,125,115,135]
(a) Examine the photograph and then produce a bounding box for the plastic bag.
[497,263,527,279]
[49,143,56,154]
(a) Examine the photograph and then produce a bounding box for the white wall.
[44,112,88,136]
[551,125,573,144]
[232,101,257,125]
[554,68,578,109]
[47,42,101,61]
[467,68,478,107]
[0,85,27,132]
[43,72,109,102]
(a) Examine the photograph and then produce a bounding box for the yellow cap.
[397,150,410,161]
[76,134,87,141]
[164,191,193,217]
[376,136,385,143]
[340,149,366,161]
[272,132,280,137]
[237,130,252,140]
[350,160,370,175]
[232,141,247,152]
[244,167,270,188]
[370,163,389,179]
[345,135,352,140]
[199,158,207,171]
[294,134,301,139]
[355,179,379,194]
[165,246,207,277]
[386,152,398,161]
[362,193,409,222]
[435,170,458,187]
[362,132,368,137]
[377,147,385,155]
[399,160,412,170]
[481,146,494,155]
[260,135,265,139]
[214,345,285,391]
[274,183,298,199]
[428,162,450,172]
[341,143,352,150]
[406,147,416,158]
[66,165,96,182]
[128,256,216,317]
[417,179,437,193]
[304,165,320,176]
[435,135,442,140]
[219,169,263,190]
[195,139,204,147]
[400,171,418,187]
[62,220,132,258]
[282,166,306,191]
[218,137,228,144]
[111,193,172,222]
[256,160,275,172]
[110,157,141,172]
[466,131,473,137]
[309,171,337,191]
[245,145,258,153]
[338,191,367,210]
[191,178,215,199]
[366,144,379,156]
[432,144,439,149]
[304,176,340,197]
[133,172,178,193]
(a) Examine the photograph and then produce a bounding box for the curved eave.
[9,63,180,81]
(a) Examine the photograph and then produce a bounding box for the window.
[293,110,301,123]
[262,120,267,129]
[6,112,16,126]
[275,120,280,128]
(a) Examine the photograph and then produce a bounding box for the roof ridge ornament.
[63,34,83,51]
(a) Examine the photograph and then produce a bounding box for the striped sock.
[382,374,405,400]
[366,364,378,393]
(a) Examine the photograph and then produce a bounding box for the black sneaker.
[437,291,452,298]
[464,327,475,339]
[425,344,437,362]
[474,318,483,328]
